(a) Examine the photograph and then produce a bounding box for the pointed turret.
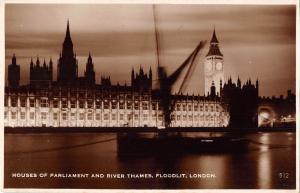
[206,28,223,57]
[36,56,40,67]
[30,58,34,68]
[49,57,53,69]
[58,20,77,84]
[149,66,152,79]
[211,27,219,44]
[43,58,46,68]
[84,52,95,85]
[8,54,20,88]
[88,51,92,61]
[12,53,16,65]
[237,76,241,88]
[64,19,72,45]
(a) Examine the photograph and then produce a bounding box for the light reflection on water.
[4,131,296,189]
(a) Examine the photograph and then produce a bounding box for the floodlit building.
[5,21,251,128]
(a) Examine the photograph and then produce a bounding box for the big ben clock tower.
[204,28,224,96]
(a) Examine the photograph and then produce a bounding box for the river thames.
[4,131,295,189]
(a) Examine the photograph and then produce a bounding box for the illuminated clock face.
[216,62,223,70]
[206,63,212,72]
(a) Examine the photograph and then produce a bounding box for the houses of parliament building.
[4,22,260,128]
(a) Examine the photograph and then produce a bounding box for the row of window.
[7,98,221,112]
[6,93,151,102]
[6,111,221,122]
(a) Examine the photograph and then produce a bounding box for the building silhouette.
[131,66,152,92]
[8,54,20,88]
[30,57,53,88]
[221,77,259,128]
[4,22,229,128]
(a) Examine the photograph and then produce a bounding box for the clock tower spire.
[204,27,224,96]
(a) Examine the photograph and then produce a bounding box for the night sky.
[5,4,296,97]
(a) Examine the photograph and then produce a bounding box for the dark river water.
[4,131,295,189]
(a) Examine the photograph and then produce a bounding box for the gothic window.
[152,103,157,110]
[95,99,101,109]
[30,112,35,119]
[40,99,48,108]
[104,101,109,109]
[194,104,198,111]
[79,113,85,120]
[62,113,67,120]
[216,105,219,112]
[134,114,138,120]
[104,114,109,120]
[112,114,116,120]
[200,105,203,111]
[119,102,125,109]
[126,101,132,109]
[182,104,186,111]
[20,97,27,107]
[171,115,175,120]
[4,111,7,119]
[87,99,93,108]
[87,113,93,120]
[79,100,85,108]
[183,115,187,121]
[53,99,59,108]
[143,114,148,121]
[188,104,192,111]
[11,97,18,107]
[11,112,17,119]
[111,102,117,109]
[210,105,214,112]
[177,115,181,120]
[96,113,101,120]
[61,100,68,108]
[152,114,156,120]
[134,95,139,100]
[189,115,193,121]
[53,113,59,121]
[211,116,214,121]
[119,94,125,100]
[176,104,181,111]
[127,114,132,120]
[41,112,47,120]
[205,105,208,112]
[70,99,76,108]
[142,102,148,110]
[120,114,124,120]
[134,102,139,110]
[20,112,26,120]
[71,113,76,119]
